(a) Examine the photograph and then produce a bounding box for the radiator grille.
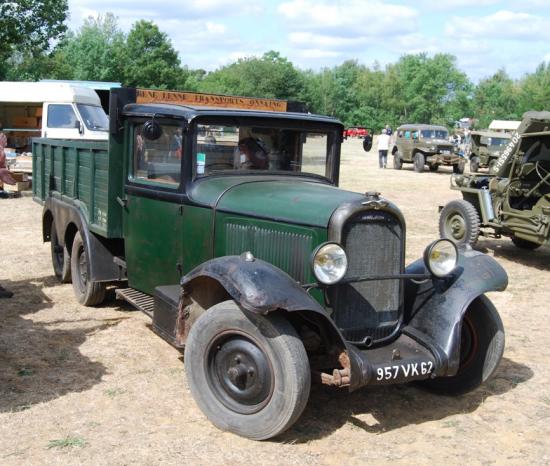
[329,210,403,345]
[225,223,313,283]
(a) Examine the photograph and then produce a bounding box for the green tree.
[0,0,68,79]
[58,14,126,82]
[120,20,181,88]
[199,51,306,101]
[473,69,520,128]
[517,62,550,114]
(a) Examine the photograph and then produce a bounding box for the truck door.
[123,120,185,295]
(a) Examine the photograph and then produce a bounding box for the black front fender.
[403,248,508,376]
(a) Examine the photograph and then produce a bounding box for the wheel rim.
[77,245,88,289]
[206,331,274,414]
[445,212,466,241]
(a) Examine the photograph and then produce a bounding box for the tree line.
[1,2,548,131]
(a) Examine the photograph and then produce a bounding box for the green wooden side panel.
[32,138,123,238]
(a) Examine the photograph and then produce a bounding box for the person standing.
[377,128,390,168]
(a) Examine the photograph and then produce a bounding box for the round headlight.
[312,243,348,285]
[424,239,458,277]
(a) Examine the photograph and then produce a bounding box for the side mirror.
[74,120,84,135]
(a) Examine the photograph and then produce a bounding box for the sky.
[67,0,550,82]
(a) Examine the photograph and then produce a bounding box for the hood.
[189,175,365,227]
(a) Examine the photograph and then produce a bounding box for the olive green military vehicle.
[392,124,465,173]
[440,111,550,250]
[33,88,507,440]
[468,130,511,173]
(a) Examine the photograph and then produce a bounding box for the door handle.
[116,196,128,208]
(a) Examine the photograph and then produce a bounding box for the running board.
[115,287,154,318]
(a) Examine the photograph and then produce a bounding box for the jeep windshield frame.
[190,115,342,185]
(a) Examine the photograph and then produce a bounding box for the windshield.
[420,129,448,139]
[76,104,109,131]
[194,122,336,180]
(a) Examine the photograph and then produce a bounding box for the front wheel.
[414,152,425,172]
[453,160,465,174]
[439,199,480,246]
[184,301,311,440]
[70,231,106,306]
[470,157,480,173]
[419,295,504,395]
[393,152,403,170]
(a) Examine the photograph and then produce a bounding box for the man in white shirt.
[377,128,391,168]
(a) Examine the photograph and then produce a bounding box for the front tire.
[51,225,71,283]
[414,152,425,172]
[70,231,106,306]
[470,157,480,173]
[439,199,480,246]
[393,152,403,170]
[420,295,504,395]
[453,160,465,174]
[184,301,310,440]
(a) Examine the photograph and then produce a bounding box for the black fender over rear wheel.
[439,199,480,246]
[414,152,425,172]
[184,301,311,440]
[419,295,504,395]
[70,231,106,306]
[51,225,71,283]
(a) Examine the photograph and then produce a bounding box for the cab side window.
[131,123,183,187]
[47,104,78,128]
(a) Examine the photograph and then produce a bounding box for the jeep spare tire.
[439,199,480,246]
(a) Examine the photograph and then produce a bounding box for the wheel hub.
[207,334,274,414]
[447,214,465,240]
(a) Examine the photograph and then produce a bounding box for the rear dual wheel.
[70,231,106,306]
[51,225,71,283]
[184,301,310,440]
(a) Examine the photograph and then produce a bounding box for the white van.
[0,81,109,154]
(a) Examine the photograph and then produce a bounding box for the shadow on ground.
[476,239,550,271]
[0,276,127,413]
[279,356,533,443]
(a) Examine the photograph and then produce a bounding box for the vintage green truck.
[34,88,507,440]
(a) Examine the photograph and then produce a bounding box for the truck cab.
[34,88,508,440]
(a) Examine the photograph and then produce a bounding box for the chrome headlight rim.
[311,242,348,285]
[423,239,458,278]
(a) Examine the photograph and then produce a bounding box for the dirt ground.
[1,138,549,465]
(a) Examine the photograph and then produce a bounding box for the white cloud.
[445,10,550,41]
[278,0,417,36]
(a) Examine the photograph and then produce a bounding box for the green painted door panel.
[124,194,183,294]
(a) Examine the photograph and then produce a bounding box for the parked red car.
[344,126,368,139]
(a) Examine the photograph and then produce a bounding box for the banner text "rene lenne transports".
[136,89,287,112]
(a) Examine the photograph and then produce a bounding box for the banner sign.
[136,88,287,112]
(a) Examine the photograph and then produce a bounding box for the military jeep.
[440,111,550,249]
[34,88,507,440]
[392,124,465,173]
[468,130,511,173]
